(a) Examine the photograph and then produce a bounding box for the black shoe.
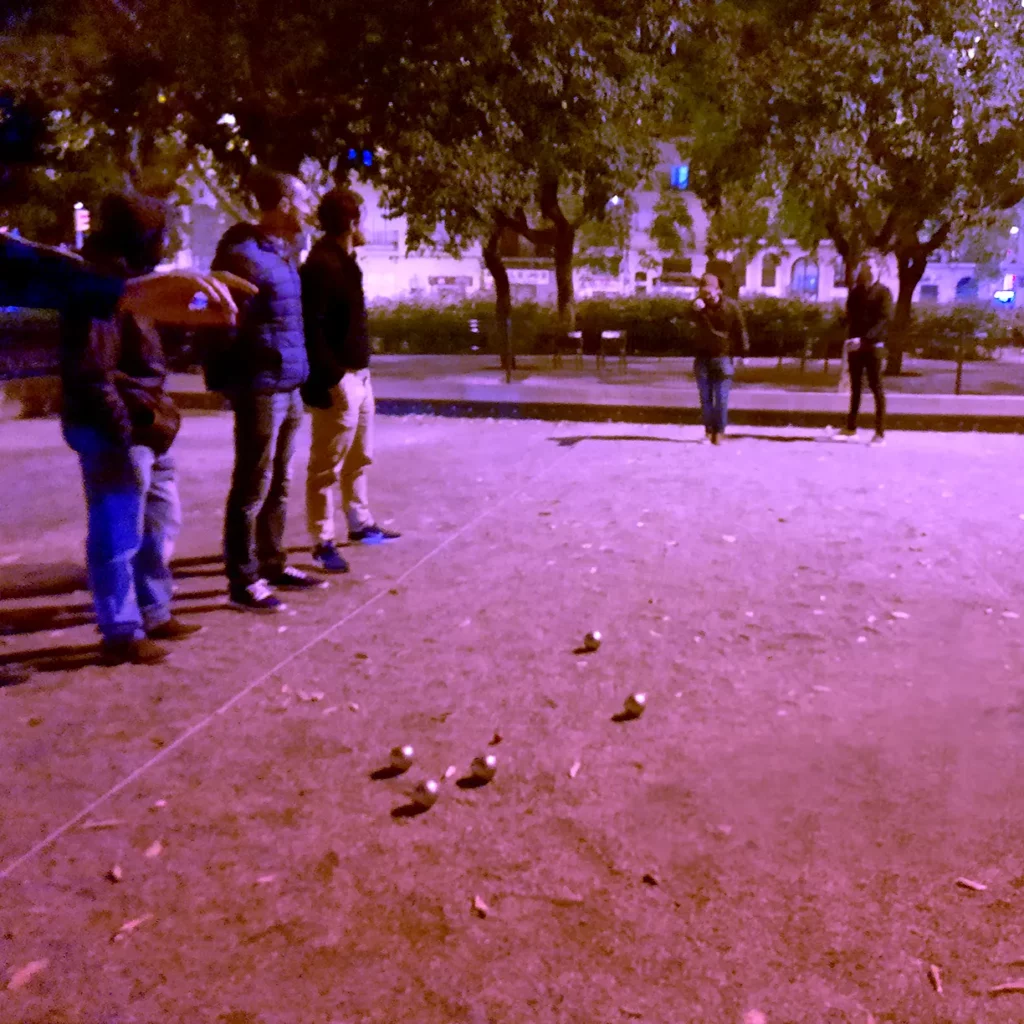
[349,523,402,545]
[101,638,169,666]
[710,432,721,446]
[148,617,205,641]
[265,566,327,590]
[312,541,350,574]
[230,579,286,614]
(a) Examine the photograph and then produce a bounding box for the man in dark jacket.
[211,170,323,611]
[691,273,748,444]
[840,253,891,445]
[61,193,203,666]
[301,188,400,574]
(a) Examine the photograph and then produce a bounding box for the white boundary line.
[0,447,567,882]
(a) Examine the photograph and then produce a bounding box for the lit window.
[670,164,689,190]
[790,258,819,298]
[761,254,780,288]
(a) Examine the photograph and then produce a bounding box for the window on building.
[761,254,780,288]
[919,284,940,303]
[635,271,648,283]
[669,164,690,190]
[833,255,848,286]
[790,258,819,298]
[955,276,979,301]
[662,257,692,276]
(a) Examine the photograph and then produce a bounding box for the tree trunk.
[885,254,926,377]
[552,221,576,332]
[483,227,514,382]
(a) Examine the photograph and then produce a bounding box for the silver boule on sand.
[624,692,647,717]
[583,630,602,652]
[390,745,415,773]
[470,754,498,782]
[410,779,440,809]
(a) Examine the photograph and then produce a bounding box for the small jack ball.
[584,630,602,651]
[390,745,415,772]
[624,692,647,717]
[470,754,498,782]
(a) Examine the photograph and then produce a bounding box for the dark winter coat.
[846,282,892,346]
[691,296,749,359]
[299,237,371,408]
[60,194,180,454]
[207,223,308,394]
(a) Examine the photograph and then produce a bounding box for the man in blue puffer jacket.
[211,170,325,612]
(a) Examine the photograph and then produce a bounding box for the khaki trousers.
[306,369,375,542]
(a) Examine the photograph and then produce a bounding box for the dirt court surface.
[1,413,1024,1024]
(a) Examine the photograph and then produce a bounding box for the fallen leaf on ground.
[1002,612,1020,620]
[106,864,123,883]
[7,959,48,990]
[743,1012,768,1024]
[322,706,339,716]
[489,731,503,746]
[641,872,659,886]
[707,824,733,838]
[890,611,911,620]
[255,875,277,885]
[928,964,943,994]
[956,876,987,891]
[990,980,1024,995]
[144,841,163,859]
[722,534,737,544]
[569,759,582,779]
[347,702,360,712]
[80,818,123,830]
[112,915,153,943]
[297,689,325,702]
[812,685,832,693]
[151,799,167,809]
[443,765,458,781]
[472,895,490,918]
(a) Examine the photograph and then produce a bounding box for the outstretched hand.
[118,270,259,326]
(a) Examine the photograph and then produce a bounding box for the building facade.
[171,154,1017,309]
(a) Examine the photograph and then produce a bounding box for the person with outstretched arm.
[0,232,252,327]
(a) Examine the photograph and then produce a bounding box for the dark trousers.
[224,389,303,587]
[847,346,886,435]
[694,356,734,434]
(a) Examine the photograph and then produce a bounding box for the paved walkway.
[169,356,1024,432]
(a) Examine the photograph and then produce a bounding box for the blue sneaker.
[313,542,350,574]
[348,524,402,545]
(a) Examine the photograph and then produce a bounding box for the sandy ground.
[1,413,1024,1024]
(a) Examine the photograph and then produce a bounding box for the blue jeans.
[694,356,734,434]
[64,425,181,642]
[224,389,304,587]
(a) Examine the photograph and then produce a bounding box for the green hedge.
[368,296,1023,361]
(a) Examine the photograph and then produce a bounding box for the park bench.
[596,329,627,371]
